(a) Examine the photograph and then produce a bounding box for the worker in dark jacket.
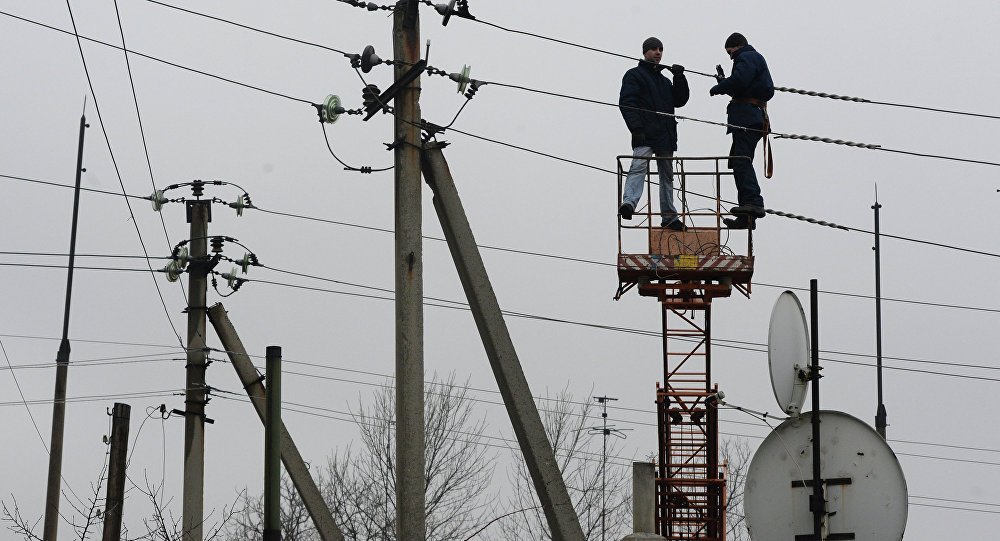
[710,32,774,230]
[619,37,689,230]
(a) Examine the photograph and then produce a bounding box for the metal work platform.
[615,156,755,302]
[615,156,756,540]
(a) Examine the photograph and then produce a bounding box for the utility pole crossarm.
[421,143,586,541]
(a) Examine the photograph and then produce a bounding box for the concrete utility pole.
[183,194,212,541]
[206,304,345,541]
[626,462,664,540]
[102,403,131,541]
[421,143,586,540]
[44,110,87,541]
[264,346,283,541]
[393,2,426,540]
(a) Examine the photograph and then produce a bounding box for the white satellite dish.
[744,411,908,541]
[768,291,810,415]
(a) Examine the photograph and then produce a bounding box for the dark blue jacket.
[714,44,774,132]
[619,62,689,151]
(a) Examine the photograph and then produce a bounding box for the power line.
[112,0,186,301]
[8,6,1000,251]
[0,262,156,272]
[239,269,1000,382]
[0,9,311,105]
[0,389,184,407]
[1,183,996,376]
[0,332,183,350]
[0,353,182,371]
[250,204,1000,313]
[16,5,1000,173]
[143,0,351,57]
[0,172,149,199]
[478,79,1000,168]
[457,10,1000,122]
[0,250,167,260]
[4,328,998,463]
[62,0,182,345]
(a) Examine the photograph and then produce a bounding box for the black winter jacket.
[619,62,689,151]
[714,44,774,132]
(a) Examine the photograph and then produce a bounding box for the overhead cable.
[8,171,1000,308]
[455,10,1000,121]
[63,0,182,344]
[0,10,311,105]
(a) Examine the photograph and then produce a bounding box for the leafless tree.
[2,461,240,540]
[225,372,496,541]
[488,387,631,541]
[2,456,107,540]
[721,437,751,541]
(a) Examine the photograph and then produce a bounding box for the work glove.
[715,64,725,83]
[709,85,721,96]
[668,64,684,76]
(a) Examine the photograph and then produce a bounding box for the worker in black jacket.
[710,32,774,230]
[619,37,689,230]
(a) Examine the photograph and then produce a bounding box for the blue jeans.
[622,147,678,226]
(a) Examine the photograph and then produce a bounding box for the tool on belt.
[731,97,773,178]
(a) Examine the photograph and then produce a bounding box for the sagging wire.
[320,121,393,174]
[311,93,391,174]
[421,1,1000,121]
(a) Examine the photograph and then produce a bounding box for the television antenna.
[585,395,631,541]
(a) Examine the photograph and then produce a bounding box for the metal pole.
[601,403,607,541]
[421,143,585,540]
[43,111,87,541]
[809,279,824,541]
[873,195,887,439]
[183,197,211,541]
[264,346,282,541]
[206,304,345,541]
[393,2,425,540]
[102,403,131,541]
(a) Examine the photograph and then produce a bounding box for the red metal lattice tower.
[616,156,754,540]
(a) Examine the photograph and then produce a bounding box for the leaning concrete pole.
[206,304,345,541]
[421,143,586,540]
[393,2,425,540]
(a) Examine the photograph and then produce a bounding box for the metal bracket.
[169,408,215,424]
[364,60,427,120]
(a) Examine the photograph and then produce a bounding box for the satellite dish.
[745,411,908,541]
[768,291,810,415]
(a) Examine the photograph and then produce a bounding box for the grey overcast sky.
[2,1,999,539]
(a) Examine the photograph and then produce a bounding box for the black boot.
[723,216,756,230]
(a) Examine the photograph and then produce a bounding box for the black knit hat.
[724,32,748,49]
[642,37,663,53]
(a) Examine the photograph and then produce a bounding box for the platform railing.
[615,155,753,259]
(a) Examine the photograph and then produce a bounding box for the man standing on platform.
[619,36,689,231]
[710,32,774,230]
